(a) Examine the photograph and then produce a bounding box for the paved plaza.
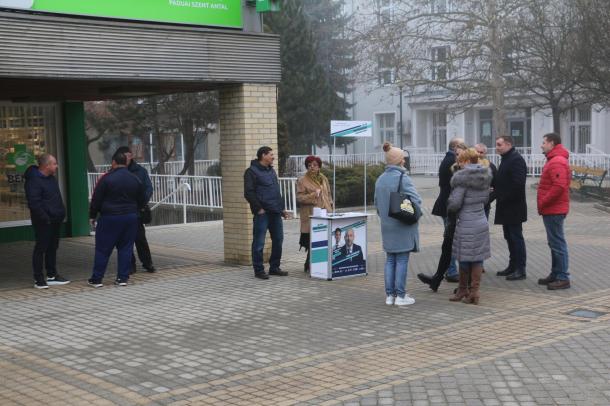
[1,176,609,405]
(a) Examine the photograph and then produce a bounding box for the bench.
[570,165,608,197]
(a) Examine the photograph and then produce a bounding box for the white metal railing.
[94,160,219,176]
[288,151,610,180]
[87,173,299,217]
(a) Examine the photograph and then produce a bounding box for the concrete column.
[219,83,278,265]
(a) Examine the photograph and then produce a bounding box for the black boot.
[496,266,514,276]
[417,273,442,292]
[506,268,526,280]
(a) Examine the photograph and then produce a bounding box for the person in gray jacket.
[447,148,492,305]
[374,142,422,306]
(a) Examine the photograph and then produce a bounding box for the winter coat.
[296,173,333,233]
[432,150,457,217]
[374,165,421,253]
[448,164,492,262]
[128,160,153,203]
[24,165,66,224]
[89,167,145,218]
[244,159,285,214]
[537,144,571,215]
[494,147,528,225]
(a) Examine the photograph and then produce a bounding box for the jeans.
[384,252,410,298]
[252,212,284,274]
[502,223,526,271]
[443,217,458,277]
[32,221,61,283]
[543,215,570,281]
[91,213,138,282]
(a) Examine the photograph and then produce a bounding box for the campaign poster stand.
[309,212,368,280]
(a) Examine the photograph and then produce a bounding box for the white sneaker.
[395,295,415,306]
[385,295,395,305]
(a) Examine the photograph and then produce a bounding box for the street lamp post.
[398,85,404,150]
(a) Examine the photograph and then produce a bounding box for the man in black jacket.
[494,135,528,280]
[114,146,155,274]
[24,154,70,289]
[88,150,146,287]
[418,138,465,290]
[244,146,291,280]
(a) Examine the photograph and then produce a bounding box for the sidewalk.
[1,175,609,405]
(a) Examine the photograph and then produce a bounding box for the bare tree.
[574,0,610,104]
[506,0,593,132]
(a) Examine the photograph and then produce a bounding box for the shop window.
[0,104,59,226]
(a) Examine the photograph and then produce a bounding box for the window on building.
[502,37,519,74]
[431,0,448,13]
[569,106,591,153]
[432,111,447,152]
[376,113,395,145]
[378,53,395,86]
[377,0,394,23]
[431,46,450,81]
[479,109,494,147]
[0,104,60,226]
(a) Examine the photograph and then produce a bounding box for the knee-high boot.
[304,250,310,273]
[463,265,482,305]
[449,268,469,301]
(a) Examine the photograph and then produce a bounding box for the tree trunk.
[179,118,195,176]
[551,103,561,133]
[489,0,506,138]
[151,99,167,175]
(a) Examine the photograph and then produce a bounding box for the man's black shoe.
[255,272,269,280]
[445,274,459,283]
[538,274,556,285]
[417,273,441,292]
[506,270,526,281]
[144,265,156,273]
[269,269,288,276]
[496,267,514,276]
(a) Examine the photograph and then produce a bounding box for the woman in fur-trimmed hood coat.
[447,163,492,262]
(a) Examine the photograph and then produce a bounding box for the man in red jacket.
[537,133,571,290]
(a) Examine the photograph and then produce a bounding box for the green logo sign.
[6,144,36,174]
[1,0,242,28]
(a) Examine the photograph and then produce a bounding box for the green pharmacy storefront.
[0,0,280,243]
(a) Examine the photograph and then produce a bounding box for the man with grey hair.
[24,153,70,289]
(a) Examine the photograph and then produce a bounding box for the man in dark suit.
[339,228,364,265]
[494,135,528,280]
[419,138,465,289]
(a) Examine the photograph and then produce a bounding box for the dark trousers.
[252,212,283,274]
[131,220,153,269]
[432,217,456,282]
[91,213,138,282]
[502,223,526,271]
[32,221,61,283]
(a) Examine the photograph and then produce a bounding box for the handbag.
[388,172,421,225]
[140,204,152,224]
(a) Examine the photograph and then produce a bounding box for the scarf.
[305,170,326,187]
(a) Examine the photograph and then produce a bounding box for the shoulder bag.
[388,172,422,225]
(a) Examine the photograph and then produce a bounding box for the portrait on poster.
[331,219,366,278]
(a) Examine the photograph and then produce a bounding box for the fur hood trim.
[450,164,491,190]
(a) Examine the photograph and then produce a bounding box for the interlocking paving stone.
[1,176,609,405]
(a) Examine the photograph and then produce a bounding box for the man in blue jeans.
[244,146,291,280]
[537,133,571,290]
